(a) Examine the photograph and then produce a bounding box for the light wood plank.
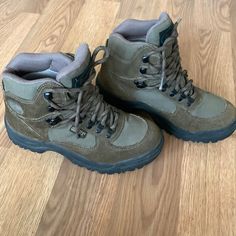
[36,1,182,235]
[18,0,85,53]
[0,13,39,70]
[0,12,39,131]
[0,0,235,236]
[36,134,183,236]
[176,1,235,234]
[0,145,63,236]
[61,0,120,52]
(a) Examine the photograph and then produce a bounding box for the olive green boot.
[2,44,163,174]
[97,12,236,143]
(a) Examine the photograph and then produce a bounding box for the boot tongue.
[56,43,91,88]
[146,12,174,47]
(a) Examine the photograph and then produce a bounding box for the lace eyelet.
[142,56,149,63]
[169,89,177,97]
[134,80,147,88]
[48,106,55,112]
[106,128,114,138]
[179,94,186,102]
[44,92,53,100]
[87,120,94,129]
[46,116,62,126]
[96,123,104,133]
[187,97,195,107]
[139,67,147,74]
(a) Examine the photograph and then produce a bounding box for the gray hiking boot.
[2,44,164,174]
[97,12,236,143]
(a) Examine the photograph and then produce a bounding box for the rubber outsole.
[97,82,236,143]
[5,120,164,174]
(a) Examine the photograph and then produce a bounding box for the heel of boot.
[5,119,48,153]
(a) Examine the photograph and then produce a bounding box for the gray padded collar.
[6,52,73,73]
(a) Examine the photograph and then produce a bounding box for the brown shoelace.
[44,46,119,138]
[135,20,196,106]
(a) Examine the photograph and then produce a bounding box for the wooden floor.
[0,0,235,235]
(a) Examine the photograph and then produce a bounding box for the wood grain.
[18,0,85,53]
[0,0,235,236]
[36,135,183,236]
[0,12,39,133]
[0,145,63,236]
[61,0,120,51]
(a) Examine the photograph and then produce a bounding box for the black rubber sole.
[97,83,236,143]
[5,120,164,174]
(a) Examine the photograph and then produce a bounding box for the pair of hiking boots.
[2,13,236,174]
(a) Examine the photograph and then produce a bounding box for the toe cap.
[191,92,227,119]
[112,114,148,147]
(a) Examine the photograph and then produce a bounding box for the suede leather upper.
[97,13,236,134]
[2,46,163,164]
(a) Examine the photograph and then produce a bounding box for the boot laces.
[136,20,196,106]
[44,46,119,138]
